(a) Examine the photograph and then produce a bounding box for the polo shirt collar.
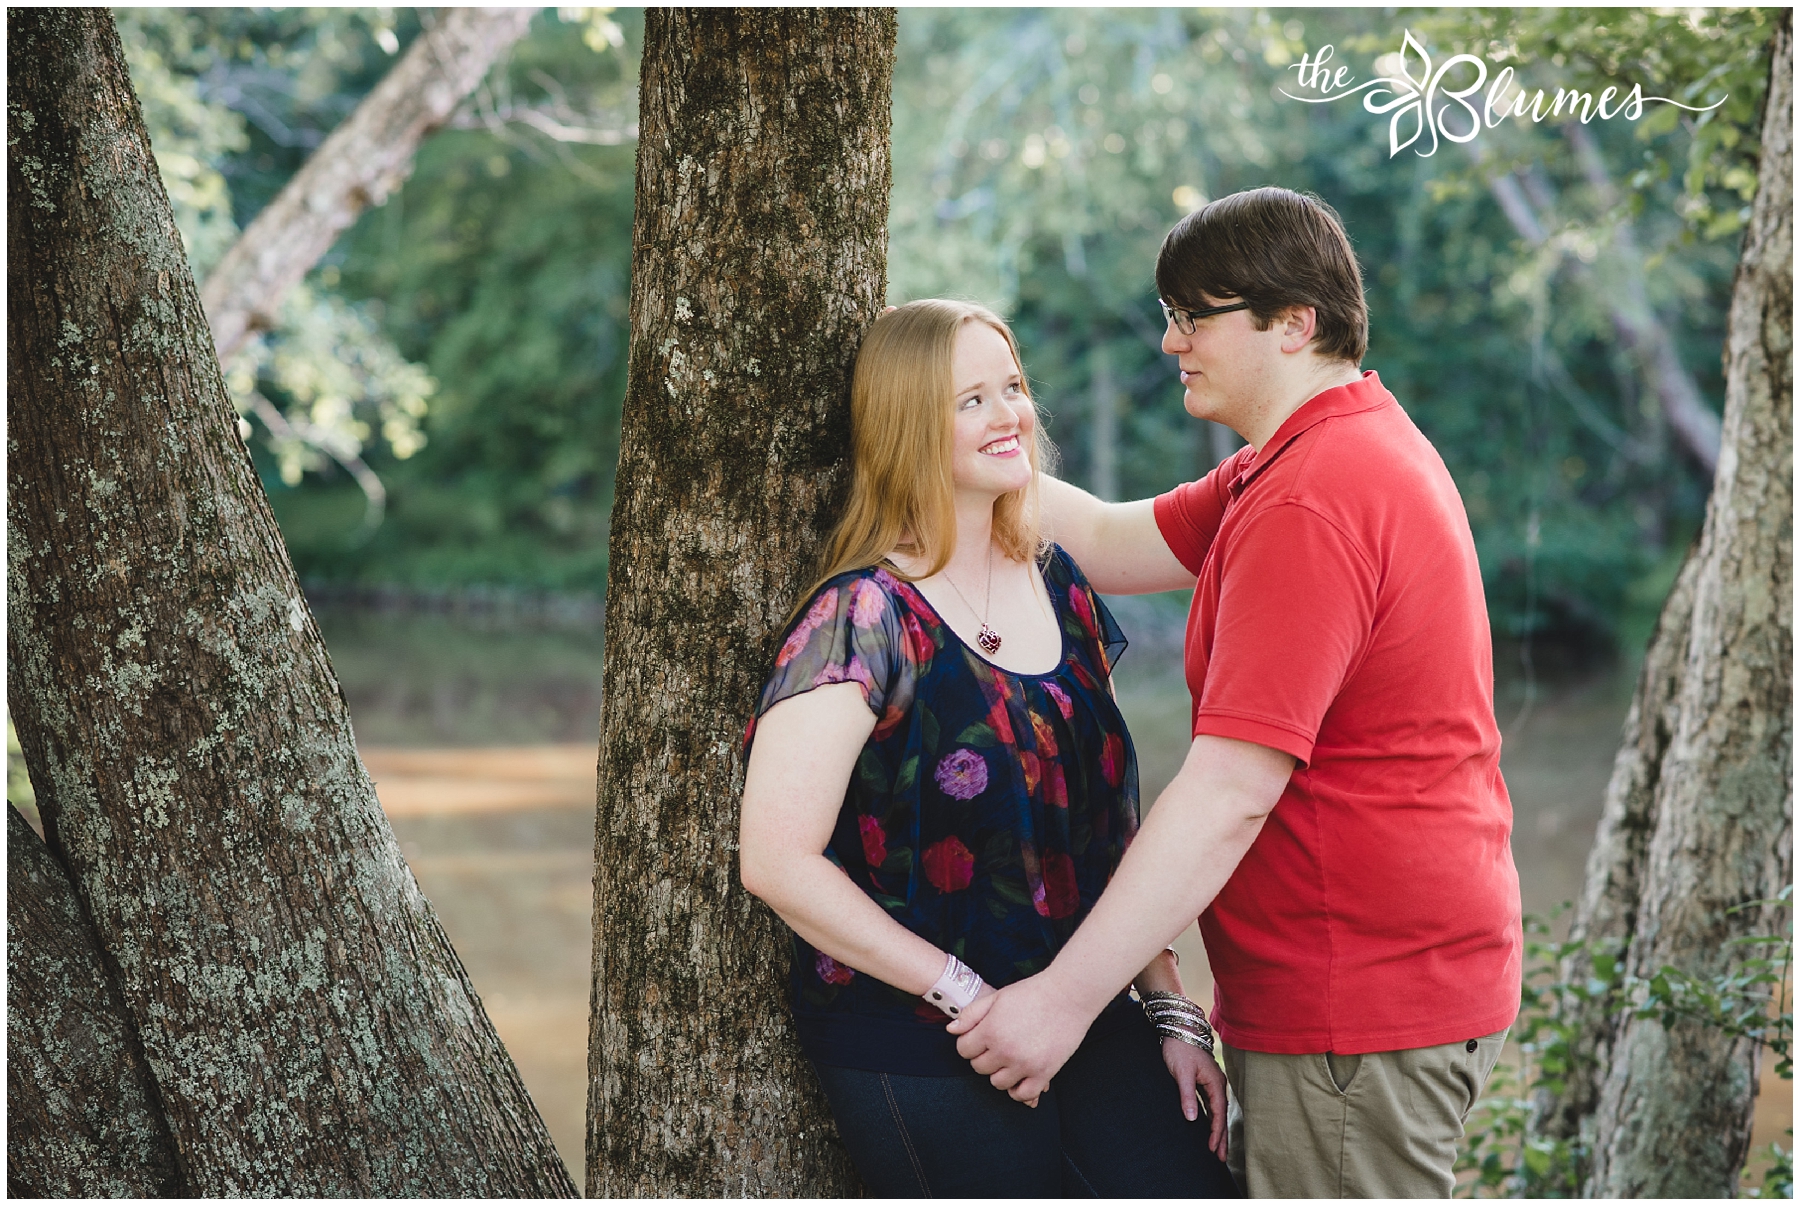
[1229,370,1394,495]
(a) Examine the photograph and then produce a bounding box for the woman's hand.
[1162,1037,1229,1161]
[950,983,1044,1109]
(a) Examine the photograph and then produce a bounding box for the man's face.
[1160,293,1287,426]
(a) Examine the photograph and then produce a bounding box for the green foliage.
[1457,912,1605,1197]
[136,8,1775,637]
[1415,8,1777,240]
[313,11,640,591]
[889,8,1769,650]
[1457,891,1793,1197]
[121,8,442,529]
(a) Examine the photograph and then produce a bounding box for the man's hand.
[1162,1038,1230,1160]
[947,972,1093,1104]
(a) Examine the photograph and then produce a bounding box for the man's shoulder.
[1278,397,1442,499]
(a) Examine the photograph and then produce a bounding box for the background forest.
[123,6,1771,658]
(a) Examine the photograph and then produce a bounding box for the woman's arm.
[1039,477,1196,595]
[1133,948,1230,1160]
[739,682,951,996]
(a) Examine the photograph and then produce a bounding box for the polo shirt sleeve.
[1192,502,1376,766]
[1153,456,1240,575]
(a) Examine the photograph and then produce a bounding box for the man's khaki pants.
[1222,1029,1508,1198]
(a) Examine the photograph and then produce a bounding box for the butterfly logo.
[1360,31,1490,158]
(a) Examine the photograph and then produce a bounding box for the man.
[950,187,1522,1198]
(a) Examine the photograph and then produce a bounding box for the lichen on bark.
[7,10,574,1195]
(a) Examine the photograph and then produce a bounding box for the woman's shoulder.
[797,561,928,624]
[1040,542,1099,597]
[1042,543,1124,665]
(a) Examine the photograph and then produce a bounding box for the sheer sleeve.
[1051,545,1129,677]
[757,574,901,720]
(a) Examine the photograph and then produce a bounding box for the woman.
[739,300,1237,1197]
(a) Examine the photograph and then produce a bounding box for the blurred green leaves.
[127,7,1777,652]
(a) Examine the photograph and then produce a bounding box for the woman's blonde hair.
[811,299,1051,597]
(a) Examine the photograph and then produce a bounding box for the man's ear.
[1278,306,1318,354]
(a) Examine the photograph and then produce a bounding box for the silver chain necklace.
[940,542,1003,655]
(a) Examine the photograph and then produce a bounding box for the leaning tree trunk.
[6,10,575,1195]
[8,806,185,1198]
[1532,14,1792,1197]
[200,6,538,363]
[587,9,894,1196]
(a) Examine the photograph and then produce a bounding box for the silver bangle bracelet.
[1159,1026,1217,1054]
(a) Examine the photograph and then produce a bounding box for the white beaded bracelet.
[923,952,985,1018]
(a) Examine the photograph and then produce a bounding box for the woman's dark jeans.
[809,1012,1240,1197]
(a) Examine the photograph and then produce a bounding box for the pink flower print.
[849,578,887,629]
[815,951,855,986]
[778,592,839,667]
[1044,681,1074,720]
[807,590,840,627]
[1068,585,1096,633]
[1044,761,1068,808]
[776,622,813,668]
[1029,710,1059,759]
[933,749,989,800]
[859,815,887,866]
[1100,733,1126,788]
[1037,852,1080,919]
[923,836,975,892]
[813,655,876,695]
[902,611,936,664]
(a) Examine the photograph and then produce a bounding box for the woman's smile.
[980,435,1021,456]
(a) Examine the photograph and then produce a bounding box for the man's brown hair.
[1155,187,1368,363]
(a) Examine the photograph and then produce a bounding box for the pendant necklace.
[942,543,1003,655]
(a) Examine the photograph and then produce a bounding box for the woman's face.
[949,322,1034,501]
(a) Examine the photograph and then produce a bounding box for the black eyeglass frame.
[1159,298,1250,334]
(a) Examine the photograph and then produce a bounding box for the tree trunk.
[199,6,539,363]
[6,10,575,1195]
[587,9,894,1195]
[8,806,186,1198]
[1532,15,1792,1196]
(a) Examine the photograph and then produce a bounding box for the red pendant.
[977,624,1002,655]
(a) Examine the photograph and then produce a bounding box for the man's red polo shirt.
[1154,371,1521,1055]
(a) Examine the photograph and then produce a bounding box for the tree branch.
[1472,136,1722,473]
[200,7,539,363]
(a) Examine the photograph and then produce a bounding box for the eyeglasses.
[1159,298,1250,334]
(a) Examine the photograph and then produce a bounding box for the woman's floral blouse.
[746,545,1139,1075]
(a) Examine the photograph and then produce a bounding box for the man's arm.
[1038,477,1196,595]
[949,733,1294,1100]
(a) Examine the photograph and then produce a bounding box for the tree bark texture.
[6,10,575,1195]
[8,805,186,1198]
[1533,15,1792,1197]
[587,9,894,1195]
[199,6,538,363]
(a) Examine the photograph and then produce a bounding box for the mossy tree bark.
[1532,14,1792,1197]
[8,806,186,1198]
[6,9,575,1195]
[587,8,894,1195]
